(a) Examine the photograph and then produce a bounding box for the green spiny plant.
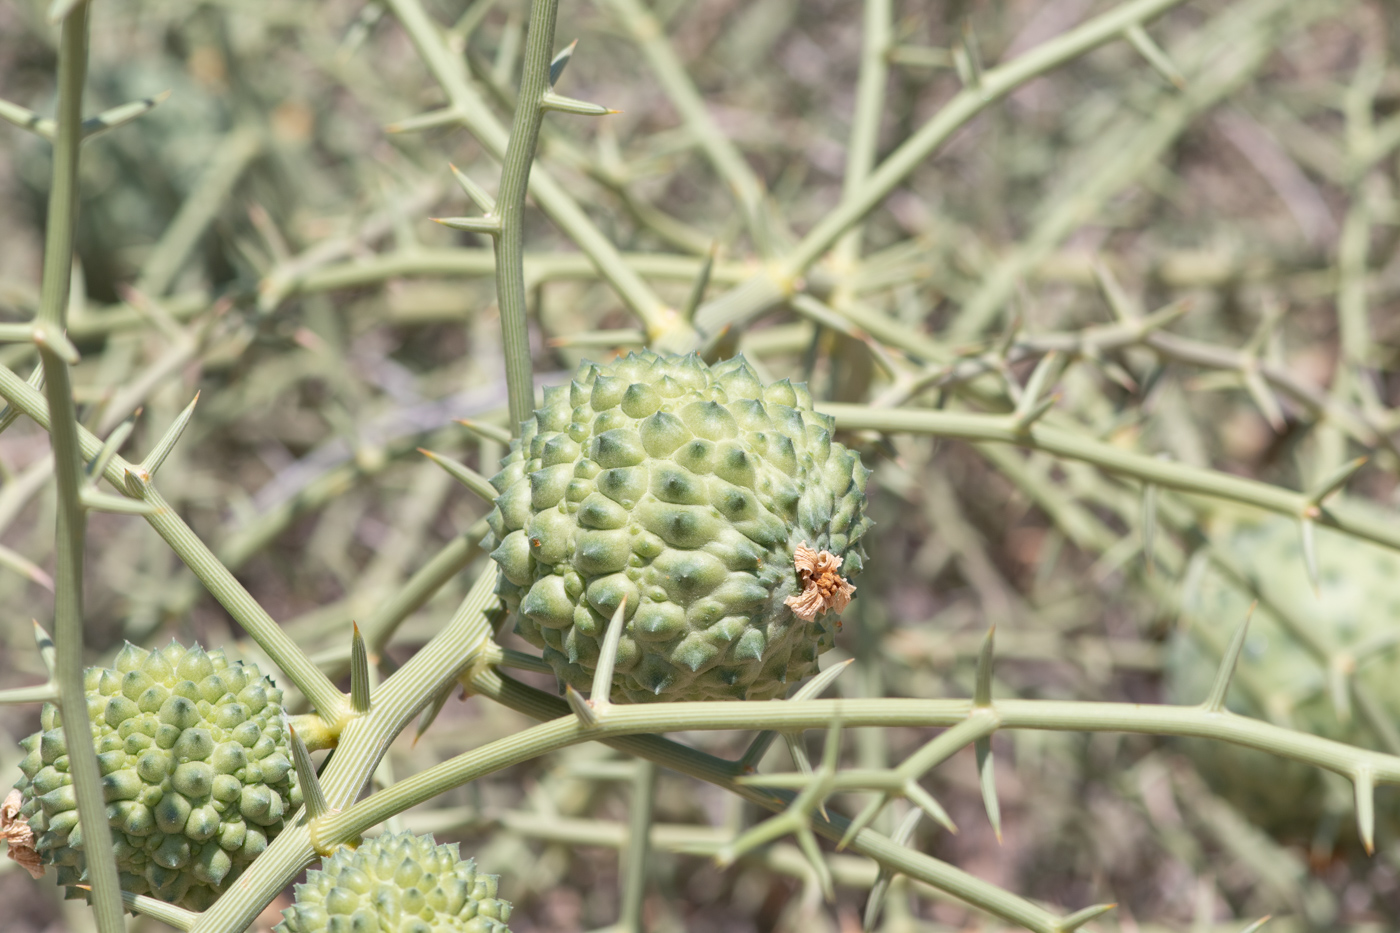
[1,0,1399,931]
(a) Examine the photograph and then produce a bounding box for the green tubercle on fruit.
[7,640,301,910]
[484,351,873,702]
[274,831,512,933]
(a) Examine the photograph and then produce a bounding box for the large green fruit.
[275,831,512,933]
[1166,517,1400,839]
[9,640,301,910]
[485,352,872,702]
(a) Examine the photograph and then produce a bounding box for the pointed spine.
[1307,456,1367,508]
[118,890,198,930]
[449,163,498,213]
[81,90,172,140]
[1056,902,1118,932]
[1299,518,1319,594]
[385,106,462,134]
[290,725,330,821]
[350,623,371,714]
[33,621,57,677]
[973,627,1001,842]
[863,809,922,932]
[420,449,498,505]
[138,392,200,479]
[87,415,137,482]
[738,660,854,773]
[1354,766,1376,855]
[413,682,455,745]
[540,91,618,116]
[548,38,578,86]
[1124,23,1185,89]
[681,242,719,323]
[1203,603,1255,713]
[79,490,159,515]
[433,215,503,235]
[456,418,513,446]
[589,597,630,709]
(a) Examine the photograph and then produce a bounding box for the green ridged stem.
[314,519,486,678]
[680,0,1194,348]
[0,363,349,724]
[320,690,1400,833]
[831,0,890,269]
[601,0,775,251]
[819,403,1400,553]
[492,0,553,431]
[188,568,500,933]
[381,0,685,342]
[617,760,657,933]
[34,4,125,929]
[307,662,1400,933]
[948,0,1317,339]
[0,683,59,704]
[136,127,262,299]
[276,248,751,300]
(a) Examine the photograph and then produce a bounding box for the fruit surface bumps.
[484,351,872,702]
[11,640,301,910]
[275,831,512,933]
[1167,517,1400,836]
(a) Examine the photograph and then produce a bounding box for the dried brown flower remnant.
[785,543,856,622]
[1,788,43,879]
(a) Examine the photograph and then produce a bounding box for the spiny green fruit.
[275,831,512,933]
[10,640,301,910]
[1166,517,1400,838]
[484,351,871,703]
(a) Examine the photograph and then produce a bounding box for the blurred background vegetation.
[2,0,1400,930]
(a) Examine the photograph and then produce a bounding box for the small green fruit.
[275,831,512,933]
[1166,517,1400,839]
[9,640,301,910]
[484,351,872,702]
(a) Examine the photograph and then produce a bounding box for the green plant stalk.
[0,683,59,704]
[680,0,1192,347]
[316,522,485,678]
[189,568,500,933]
[287,247,753,294]
[312,713,1071,930]
[602,0,773,250]
[321,693,1400,840]
[318,661,1400,933]
[0,310,219,552]
[493,0,561,431]
[34,4,125,929]
[0,363,348,723]
[381,0,687,342]
[950,0,1309,339]
[617,759,657,933]
[832,0,890,267]
[820,403,1400,552]
[136,126,261,298]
